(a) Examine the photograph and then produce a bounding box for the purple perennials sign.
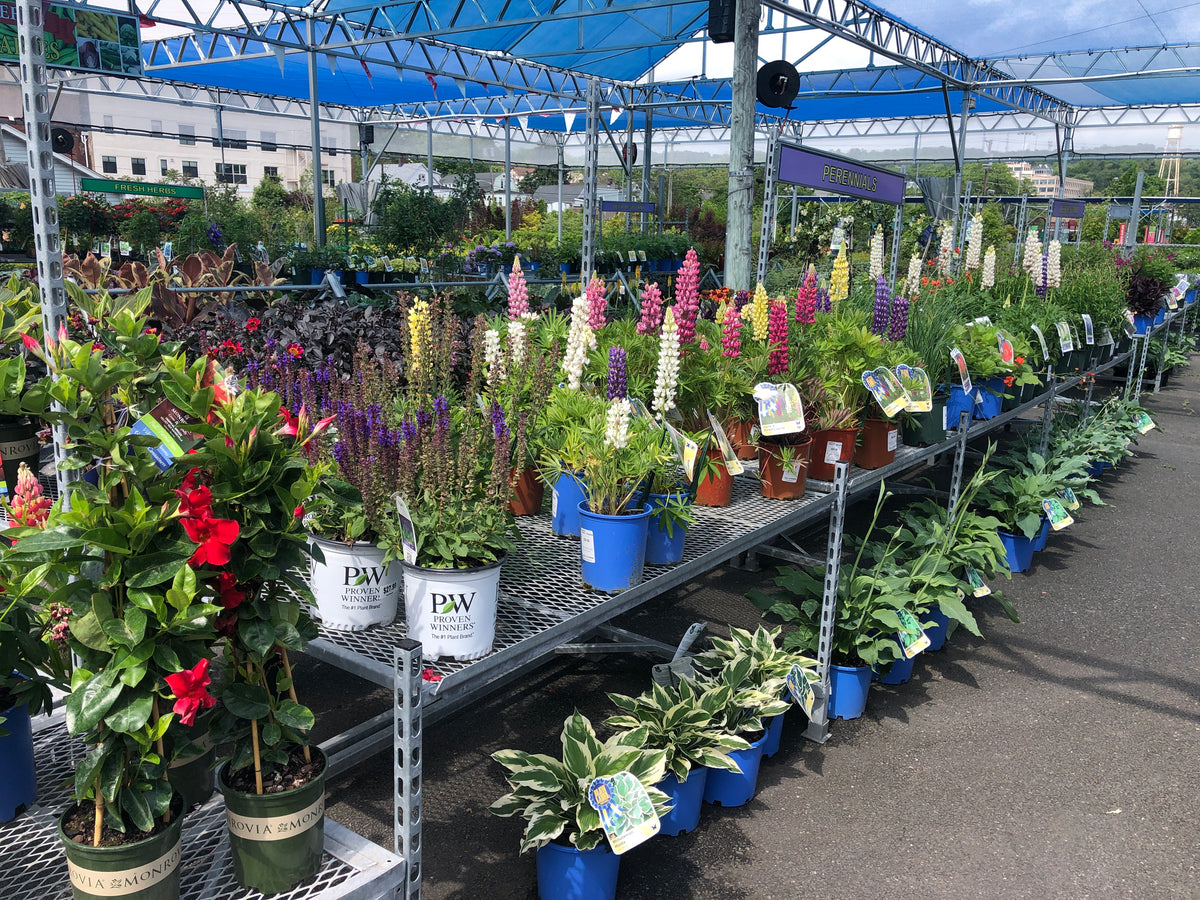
[778,143,904,204]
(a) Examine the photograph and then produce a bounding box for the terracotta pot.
[726,419,758,460]
[758,435,812,500]
[694,448,733,507]
[808,427,858,481]
[856,418,899,470]
[508,466,545,516]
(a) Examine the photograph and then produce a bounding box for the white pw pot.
[401,558,503,661]
[309,535,401,630]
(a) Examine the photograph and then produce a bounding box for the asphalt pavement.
[297,358,1200,900]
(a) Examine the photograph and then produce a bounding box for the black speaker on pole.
[756,61,800,109]
[51,127,75,154]
[359,123,375,145]
[708,0,736,44]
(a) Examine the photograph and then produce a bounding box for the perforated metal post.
[17,0,75,504]
[1152,317,1170,394]
[1012,196,1029,267]
[755,126,780,286]
[580,79,600,283]
[802,461,848,745]
[394,640,424,900]
[945,410,971,521]
[1130,332,1151,400]
[1039,366,1057,459]
[887,198,903,293]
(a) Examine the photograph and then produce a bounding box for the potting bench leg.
[1125,334,1145,400]
[1153,326,1168,393]
[945,411,971,521]
[394,641,424,900]
[1038,368,1057,460]
[804,461,848,745]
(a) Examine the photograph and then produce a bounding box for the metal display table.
[0,717,405,900]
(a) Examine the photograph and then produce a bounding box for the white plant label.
[580,528,596,563]
[1042,497,1074,531]
[896,608,931,659]
[551,486,558,519]
[753,382,805,436]
[707,411,744,476]
[942,404,948,431]
[964,566,991,598]
[1030,324,1050,363]
[895,365,932,413]
[887,429,898,451]
[781,463,800,484]
[824,441,843,464]
[1132,410,1156,434]
[1081,314,1095,345]
[1055,322,1074,353]
[392,494,419,565]
[588,773,660,854]
[950,347,972,394]
[786,663,816,718]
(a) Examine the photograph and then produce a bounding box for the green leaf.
[261,723,282,747]
[105,690,153,733]
[75,743,113,800]
[274,699,315,732]
[81,528,131,554]
[8,526,86,552]
[121,786,154,834]
[222,683,271,720]
[65,671,123,734]
[70,609,110,652]
[124,550,192,588]
[238,619,276,656]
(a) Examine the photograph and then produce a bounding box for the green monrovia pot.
[0,416,42,495]
[166,741,215,811]
[59,806,183,900]
[217,748,326,894]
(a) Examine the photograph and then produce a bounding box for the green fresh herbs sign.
[80,179,204,200]
[0,3,142,75]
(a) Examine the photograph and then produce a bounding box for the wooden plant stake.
[152,698,172,823]
[279,649,311,764]
[93,782,104,846]
[250,719,264,795]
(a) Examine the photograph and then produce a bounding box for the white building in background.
[1006,161,1094,198]
[0,123,102,194]
[0,83,356,196]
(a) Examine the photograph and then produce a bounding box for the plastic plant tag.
[781,461,801,483]
[1030,324,1050,364]
[1122,310,1138,337]
[392,494,419,565]
[638,250,647,262]
[1055,322,1074,353]
[1057,487,1081,511]
[973,315,993,326]
[588,773,660,855]
[630,398,652,421]
[627,251,638,263]
[1099,327,1115,348]
[997,333,1015,364]
[1172,273,1189,305]
[753,382,805,436]
[895,365,932,412]
[823,441,843,465]
[861,367,909,418]
[964,566,991,598]
[382,256,394,272]
[580,528,596,563]
[887,429,898,451]
[1042,497,1074,531]
[896,608,931,659]
[664,422,699,480]
[786,663,816,719]
[129,398,199,471]
[1081,314,1095,345]
[1132,410,1156,433]
[707,412,745,476]
[950,348,972,394]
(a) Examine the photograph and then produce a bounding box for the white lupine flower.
[508,318,527,368]
[1047,239,1062,288]
[965,215,983,270]
[603,398,632,449]
[868,226,885,280]
[904,254,923,297]
[937,221,954,277]
[483,328,505,385]
[1022,229,1042,278]
[652,307,681,416]
[562,294,596,390]
[982,247,996,289]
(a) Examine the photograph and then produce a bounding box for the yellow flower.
[409,299,431,371]
[751,282,770,341]
[830,249,850,304]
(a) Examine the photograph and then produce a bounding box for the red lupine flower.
[182,515,240,567]
[164,658,217,727]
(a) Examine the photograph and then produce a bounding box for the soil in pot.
[61,795,183,849]
[758,434,812,500]
[224,745,326,795]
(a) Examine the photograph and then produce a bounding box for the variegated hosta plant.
[693,624,819,694]
[698,653,791,739]
[490,711,671,854]
[605,678,750,781]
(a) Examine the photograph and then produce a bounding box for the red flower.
[1004,376,1015,387]
[286,343,303,359]
[164,658,217,727]
[293,504,305,518]
[421,668,443,683]
[182,515,239,567]
[277,406,300,437]
[175,484,213,518]
[245,317,261,333]
[1014,356,1025,366]
[214,572,246,610]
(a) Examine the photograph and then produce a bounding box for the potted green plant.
[490,711,670,900]
[0,277,47,490]
[945,321,1017,421]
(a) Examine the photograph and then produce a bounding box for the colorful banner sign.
[1,4,142,75]
[777,143,905,204]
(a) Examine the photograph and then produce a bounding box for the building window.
[101,156,117,174]
[182,160,199,179]
[179,124,195,146]
[160,159,169,176]
[261,132,277,152]
[263,166,279,179]
[102,115,114,134]
[150,120,163,136]
[131,158,146,176]
[321,169,336,187]
[214,129,247,150]
[216,163,247,185]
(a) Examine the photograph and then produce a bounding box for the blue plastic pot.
[945,385,973,429]
[1186,288,1196,305]
[761,710,786,758]
[1155,308,1166,325]
[656,767,708,836]
[875,654,916,684]
[703,730,767,807]
[1032,516,1051,552]
[577,502,652,593]
[999,528,1038,573]
[0,704,36,822]
[551,473,586,538]
[975,377,1005,419]
[355,270,369,285]
[644,492,689,566]
[828,664,873,720]
[1087,459,1112,478]
[1133,313,1155,335]
[925,606,951,652]
[310,267,325,284]
[536,841,620,900]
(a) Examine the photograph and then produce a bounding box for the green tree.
[1105,163,1167,197]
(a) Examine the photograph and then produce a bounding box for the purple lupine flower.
[433,396,450,433]
[871,276,890,335]
[887,294,909,342]
[816,287,832,313]
[1036,251,1049,297]
[606,346,628,400]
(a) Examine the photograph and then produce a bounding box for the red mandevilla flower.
[181,515,240,567]
[164,658,217,727]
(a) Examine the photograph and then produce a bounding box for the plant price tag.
[628,251,639,263]
[580,528,596,564]
[638,251,648,262]
[382,256,394,272]
[895,365,932,412]
[1042,497,1074,531]
[1081,314,1095,345]
[392,494,419,565]
[1057,487,1081,511]
[786,663,817,718]
[964,566,991,597]
[588,773,660,854]
[862,367,909,418]
[997,332,1015,364]
[707,412,744,476]
[1132,410,1156,434]
[896,608,931,659]
[1171,274,1189,306]
[753,382,805,436]
[129,398,200,471]
[950,347,972,394]
[823,440,843,465]
[1030,324,1050,364]
[1099,327,1115,349]
[1122,310,1138,337]
[1055,322,1074,353]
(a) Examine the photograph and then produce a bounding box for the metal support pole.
[1153,324,1168,393]
[394,641,424,900]
[1124,170,1144,258]
[790,186,799,235]
[556,137,565,246]
[641,109,653,234]
[17,0,76,505]
[803,460,848,745]
[755,126,780,287]
[581,80,600,283]
[1125,334,1145,400]
[945,411,971,521]
[307,19,326,244]
[504,116,512,240]
[624,116,634,233]
[426,119,434,193]
[887,195,904,293]
[1012,196,1029,267]
[723,0,759,292]
[1039,368,1057,460]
